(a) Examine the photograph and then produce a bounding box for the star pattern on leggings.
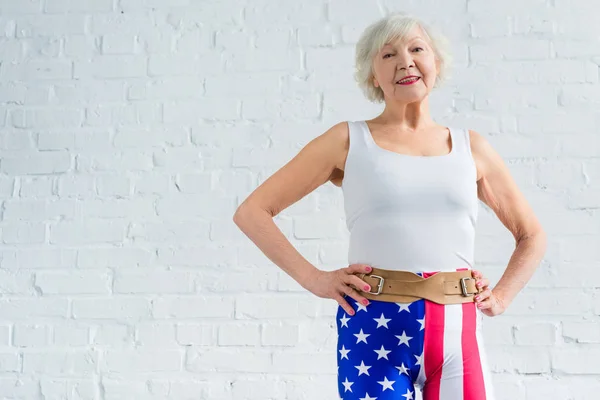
[337,298,424,399]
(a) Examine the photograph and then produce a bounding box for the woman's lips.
[396,77,420,85]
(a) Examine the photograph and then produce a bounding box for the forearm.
[233,206,320,288]
[492,232,547,306]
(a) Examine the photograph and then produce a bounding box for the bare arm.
[233,122,348,288]
[470,130,548,306]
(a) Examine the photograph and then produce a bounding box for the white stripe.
[415,307,427,392]
[440,303,464,400]
[476,308,496,400]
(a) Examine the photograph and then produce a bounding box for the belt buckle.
[460,277,477,296]
[366,275,384,295]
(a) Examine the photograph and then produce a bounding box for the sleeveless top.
[342,120,479,273]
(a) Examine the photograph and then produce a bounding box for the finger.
[347,275,372,293]
[348,263,372,275]
[342,285,370,308]
[477,300,491,310]
[475,277,489,290]
[474,288,490,303]
[476,291,495,309]
[471,270,484,291]
[336,295,356,316]
[339,289,362,315]
[479,278,490,288]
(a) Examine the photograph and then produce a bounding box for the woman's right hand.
[302,264,374,316]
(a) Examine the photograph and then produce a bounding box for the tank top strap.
[449,126,475,160]
[347,120,372,150]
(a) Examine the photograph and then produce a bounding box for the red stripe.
[422,271,443,400]
[459,267,486,400]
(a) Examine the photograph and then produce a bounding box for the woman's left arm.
[469,129,548,307]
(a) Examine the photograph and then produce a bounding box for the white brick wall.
[0,1,598,399]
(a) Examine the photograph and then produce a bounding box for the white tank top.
[342,120,479,273]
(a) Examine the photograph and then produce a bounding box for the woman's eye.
[383,48,422,58]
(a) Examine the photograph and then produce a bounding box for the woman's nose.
[396,55,414,69]
[397,62,415,71]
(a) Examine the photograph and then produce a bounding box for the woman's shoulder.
[324,121,351,172]
[466,129,492,156]
[314,121,352,186]
[466,129,500,182]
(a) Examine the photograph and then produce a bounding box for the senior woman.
[233,12,546,400]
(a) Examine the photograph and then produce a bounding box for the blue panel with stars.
[336,290,426,400]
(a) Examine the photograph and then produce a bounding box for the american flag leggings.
[336,270,496,400]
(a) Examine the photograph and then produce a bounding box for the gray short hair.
[354,12,453,103]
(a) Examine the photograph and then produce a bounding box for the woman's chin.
[387,91,429,103]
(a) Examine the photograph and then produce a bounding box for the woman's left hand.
[471,269,507,317]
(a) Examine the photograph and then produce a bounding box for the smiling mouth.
[396,77,420,85]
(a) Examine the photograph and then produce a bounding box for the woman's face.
[371,24,439,103]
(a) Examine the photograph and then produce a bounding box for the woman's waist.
[348,246,474,273]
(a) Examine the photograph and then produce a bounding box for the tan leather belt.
[351,267,482,305]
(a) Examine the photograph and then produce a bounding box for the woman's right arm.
[232,121,349,289]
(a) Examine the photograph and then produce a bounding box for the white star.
[396,302,411,313]
[355,300,368,313]
[416,316,425,330]
[395,330,413,347]
[414,352,424,366]
[373,345,391,360]
[340,314,350,327]
[341,377,354,392]
[401,387,414,400]
[360,393,377,400]
[395,362,410,376]
[373,313,391,328]
[355,360,372,376]
[339,345,351,360]
[354,328,370,344]
[377,376,395,391]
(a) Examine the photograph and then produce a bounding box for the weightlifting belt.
[352,267,482,305]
